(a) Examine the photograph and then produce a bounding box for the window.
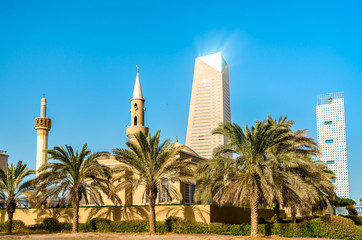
[331,179,336,183]
[158,178,170,203]
[134,116,138,126]
[325,121,332,125]
[325,139,333,143]
[144,179,170,204]
[185,183,196,204]
[327,161,335,164]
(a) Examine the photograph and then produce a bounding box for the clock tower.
[126,65,148,141]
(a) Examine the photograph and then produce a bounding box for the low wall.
[0,205,279,225]
[210,205,285,224]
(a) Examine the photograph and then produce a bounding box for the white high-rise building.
[316,92,350,198]
[186,52,231,159]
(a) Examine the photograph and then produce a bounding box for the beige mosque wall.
[0,205,280,225]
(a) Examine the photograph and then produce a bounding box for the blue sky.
[0,1,361,202]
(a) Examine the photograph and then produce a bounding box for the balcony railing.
[0,150,7,154]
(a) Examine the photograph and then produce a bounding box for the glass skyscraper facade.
[186,52,231,159]
[316,92,350,198]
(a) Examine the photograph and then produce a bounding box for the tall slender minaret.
[126,65,148,141]
[35,97,51,174]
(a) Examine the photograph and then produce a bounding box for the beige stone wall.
[0,205,211,225]
[0,205,280,225]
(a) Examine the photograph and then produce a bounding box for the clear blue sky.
[1,1,361,202]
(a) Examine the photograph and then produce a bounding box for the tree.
[195,117,295,237]
[112,131,195,233]
[0,161,34,233]
[338,197,356,206]
[33,144,116,233]
[265,117,321,223]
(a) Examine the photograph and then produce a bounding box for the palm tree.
[0,161,34,233]
[195,117,294,237]
[266,117,322,222]
[33,144,116,233]
[112,130,195,233]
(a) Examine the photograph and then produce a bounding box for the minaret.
[126,65,149,141]
[34,97,51,175]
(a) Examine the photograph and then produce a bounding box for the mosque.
[34,65,204,206]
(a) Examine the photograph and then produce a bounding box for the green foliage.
[311,216,361,239]
[338,197,356,206]
[346,205,359,215]
[60,222,73,231]
[42,218,61,232]
[164,216,179,232]
[209,223,228,234]
[87,218,112,232]
[227,223,251,235]
[0,220,27,232]
[0,215,361,239]
[172,220,209,234]
[342,216,362,226]
[110,220,149,232]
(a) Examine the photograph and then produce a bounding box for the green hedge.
[0,220,27,232]
[1,216,361,239]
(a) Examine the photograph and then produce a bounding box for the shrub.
[173,220,209,234]
[310,215,362,239]
[156,222,168,233]
[3,220,27,231]
[346,205,358,216]
[43,218,61,232]
[110,220,148,232]
[87,218,112,232]
[343,215,362,226]
[227,223,251,236]
[209,223,228,234]
[164,216,179,232]
[0,222,6,232]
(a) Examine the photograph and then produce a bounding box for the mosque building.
[33,65,204,206]
[96,66,205,206]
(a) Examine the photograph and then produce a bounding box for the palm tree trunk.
[291,204,296,223]
[7,211,13,234]
[273,201,280,223]
[6,200,16,234]
[72,200,80,233]
[250,183,259,237]
[148,196,156,233]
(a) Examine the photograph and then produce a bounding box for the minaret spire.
[35,96,52,175]
[133,64,143,99]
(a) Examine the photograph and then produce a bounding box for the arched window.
[134,116,138,126]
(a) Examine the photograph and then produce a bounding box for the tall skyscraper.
[186,52,231,159]
[316,92,350,198]
[35,97,52,175]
